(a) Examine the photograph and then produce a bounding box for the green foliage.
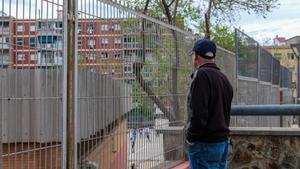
[130,81,154,118]
[126,0,200,30]
[195,23,235,51]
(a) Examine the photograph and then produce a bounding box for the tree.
[200,0,280,38]
[196,23,235,51]
[125,0,198,123]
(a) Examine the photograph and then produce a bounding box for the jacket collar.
[198,63,220,70]
[191,63,220,79]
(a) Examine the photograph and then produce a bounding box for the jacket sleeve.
[188,70,210,136]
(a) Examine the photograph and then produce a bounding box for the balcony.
[37,57,63,66]
[124,56,142,63]
[0,43,10,49]
[124,42,141,49]
[39,43,63,50]
[37,29,63,36]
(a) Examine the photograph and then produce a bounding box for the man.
[130,129,137,153]
[186,39,233,169]
[144,127,151,142]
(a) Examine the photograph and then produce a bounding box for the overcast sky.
[236,0,300,44]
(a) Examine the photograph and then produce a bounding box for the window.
[17,24,24,32]
[55,22,63,29]
[115,37,122,44]
[30,53,37,61]
[78,54,86,61]
[78,23,82,33]
[101,24,109,31]
[100,52,108,59]
[78,38,82,47]
[88,39,95,48]
[124,65,132,73]
[87,54,96,60]
[17,54,25,61]
[114,24,121,31]
[30,24,36,32]
[87,23,94,34]
[100,38,109,45]
[17,38,24,45]
[288,53,295,60]
[114,52,122,59]
[29,38,36,47]
[274,53,282,59]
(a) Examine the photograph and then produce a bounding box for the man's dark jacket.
[186,63,233,143]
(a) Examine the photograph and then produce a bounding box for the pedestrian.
[144,128,151,142]
[130,129,137,153]
[186,39,233,169]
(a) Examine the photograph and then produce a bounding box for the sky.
[236,0,300,44]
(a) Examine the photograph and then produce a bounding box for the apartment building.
[78,19,124,79]
[0,14,14,67]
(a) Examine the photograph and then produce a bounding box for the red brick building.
[78,19,124,79]
[1,15,125,78]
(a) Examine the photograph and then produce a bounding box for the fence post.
[62,0,76,168]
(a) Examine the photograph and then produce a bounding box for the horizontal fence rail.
[231,104,300,116]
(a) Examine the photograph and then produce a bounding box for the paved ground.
[128,129,164,169]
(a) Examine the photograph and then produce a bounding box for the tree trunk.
[205,0,212,39]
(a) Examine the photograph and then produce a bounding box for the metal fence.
[234,28,294,127]
[0,0,193,168]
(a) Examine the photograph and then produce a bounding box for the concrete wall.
[229,128,300,169]
[1,68,132,143]
[84,120,128,169]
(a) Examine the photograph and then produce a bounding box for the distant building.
[265,36,298,102]
[273,35,287,46]
[0,15,14,67]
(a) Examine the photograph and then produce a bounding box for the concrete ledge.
[230,127,300,136]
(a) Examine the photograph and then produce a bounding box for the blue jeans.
[188,140,229,169]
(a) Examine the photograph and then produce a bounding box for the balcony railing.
[124,42,141,49]
[0,43,10,49]
[39,43,63,50]
[37,57,63,66]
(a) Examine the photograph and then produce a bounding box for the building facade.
[0,15,126,78]
[0,15,14,67]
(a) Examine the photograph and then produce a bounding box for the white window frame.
[30,53,37,61]
[114,52,122,59]
[100,52,108,59]
[124,65,132,73]
[114,24,121,31]
[88,39,95,48]
[87,25,94,34]
[17,54,25,61]
[30,24,36,32]
[78,23,82,33]
[100,38,109,45]
[88,54,96,60]
[115,37,122,44]
[101,24,109,31]
[17,24,24,32]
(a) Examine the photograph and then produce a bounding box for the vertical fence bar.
[62,0,68,168]
[66,0,76,167]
